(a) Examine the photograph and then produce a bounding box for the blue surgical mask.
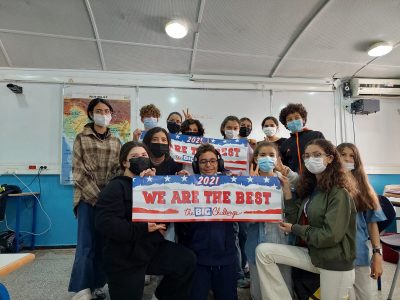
[287,119,303,133]
[143,117,158,130]
[258,156,276,173]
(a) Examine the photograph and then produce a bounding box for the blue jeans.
[68,201,106,292]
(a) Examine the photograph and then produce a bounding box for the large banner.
[169,134,249,174]
[132,175,282,222]
[61,92,131,185]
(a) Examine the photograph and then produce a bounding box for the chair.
[380,234,400,300]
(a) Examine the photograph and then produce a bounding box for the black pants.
[107,240,196,300]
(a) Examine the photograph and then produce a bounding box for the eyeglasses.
[199,159,218,166]
[302,153,329,160]
[94,109,112,115]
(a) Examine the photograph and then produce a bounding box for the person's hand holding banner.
[148,222,166,233]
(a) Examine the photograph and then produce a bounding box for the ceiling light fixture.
[367,42,393,57]
[165,20,188,39]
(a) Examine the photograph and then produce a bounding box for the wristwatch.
[372,248,382,255]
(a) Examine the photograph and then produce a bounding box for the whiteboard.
[137,87,271,142]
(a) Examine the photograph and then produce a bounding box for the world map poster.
[61,94,131,185]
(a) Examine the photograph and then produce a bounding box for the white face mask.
[304,157,326,174]
[344,162,355,171]
[93,113,112,127]
[224,129,239,139]
[263,126,277,137]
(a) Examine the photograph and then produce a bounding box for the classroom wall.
[1,69,400,246]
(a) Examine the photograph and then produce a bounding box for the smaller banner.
[132,175,282,222]
[169,134,249,173]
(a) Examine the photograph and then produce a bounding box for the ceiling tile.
[275,59,362,78]
[102,43,191,73]
[0,33,102,70]
[92,0,199,48]
[192,51,276,76]
[197,0,321,55]
[0,0,94,38]
[284,0,400,64]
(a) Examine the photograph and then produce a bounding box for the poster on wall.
[61,90,131,185]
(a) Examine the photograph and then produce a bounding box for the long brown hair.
[337,143,376,211]
[296,139,357,200]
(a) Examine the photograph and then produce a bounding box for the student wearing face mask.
[337,143,385,300]
[245,141,293,300]
[142,127,188,176]
[239,117,257,150]
[133,104,161,141]
[166,111,183,134]
[261,116,287,148]
[220,115,241,140]
[95,141,196,300]
[69,98,121,300]
[175,144,237,300]
[256,139,357,300]
[279,103,325,173]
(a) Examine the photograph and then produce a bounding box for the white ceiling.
[0,0,399,79]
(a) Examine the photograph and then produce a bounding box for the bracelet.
[372,248,382,255]
[290,224,294,232]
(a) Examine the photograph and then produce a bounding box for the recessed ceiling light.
[165,20,188,39]
[367,42,393,57]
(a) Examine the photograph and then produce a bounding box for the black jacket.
[280,129,325,173]
[95,176,164,274]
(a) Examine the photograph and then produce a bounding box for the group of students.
[68,98,386,300]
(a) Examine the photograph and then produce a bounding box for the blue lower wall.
[1,174,399,247]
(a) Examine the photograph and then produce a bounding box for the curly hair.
[279,103,307,127]
[140,104,161,118]
[220,115,240,137]
[337,143,376,211]
[296,139,357,200]
[181,119,205,136]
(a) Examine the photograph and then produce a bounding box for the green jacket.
[285,186,356,271]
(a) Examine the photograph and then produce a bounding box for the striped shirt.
[72,123,121,208]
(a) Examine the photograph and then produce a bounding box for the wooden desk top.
[0,253,35,276]
[8,192,40,197]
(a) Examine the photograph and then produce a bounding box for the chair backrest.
[378,195,396,233]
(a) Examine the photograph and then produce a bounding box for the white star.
[247,177,253,183]
[230,177,237,182]
[175,134,180,139]
[211,139,216,143]
[235,139,240,142]
[271,184,277,189]
[146,177,153,182]
[263,177,270,183]
[164,176,171,182]
[181,175,188,182]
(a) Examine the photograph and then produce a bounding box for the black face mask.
[184,131,201,137]
[149,143,170,158]
[128,157,151,175]
[167,121,181,134]
[239,126,251,137]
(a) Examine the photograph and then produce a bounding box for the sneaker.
[237,278,250,289]
[71,289,92,300]
[92,288,107,300]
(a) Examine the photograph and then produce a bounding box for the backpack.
[377,195,396,233]
[0,184,22,221]
[0,230,22,253]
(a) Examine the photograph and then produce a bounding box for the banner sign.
[169,134,249,172]
[131,175,282,222]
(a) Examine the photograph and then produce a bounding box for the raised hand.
[140,168,156,177]
[133,128,142,141]
[182,108,193,120]
[249,163,259,176]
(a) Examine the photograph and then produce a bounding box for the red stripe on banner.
[224,160,247,165]
[132,218,283,222]
[132,208,179,214]
[243,209,282,214]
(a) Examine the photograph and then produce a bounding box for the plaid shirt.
[72,123,121,208]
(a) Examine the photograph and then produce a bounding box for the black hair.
[167,112,182,122]
[279,103,308,127]
[142,127,171,156]
[240,117,252,127]
[87,98,113,121]
[181,119,205,136]
[261,116,279,128]
[119,141,149,169]
[220,115,240,137]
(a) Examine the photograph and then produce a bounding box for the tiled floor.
[1,248,399,300]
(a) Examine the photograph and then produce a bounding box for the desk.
[7,193,39,252]
[0,253,35,300]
